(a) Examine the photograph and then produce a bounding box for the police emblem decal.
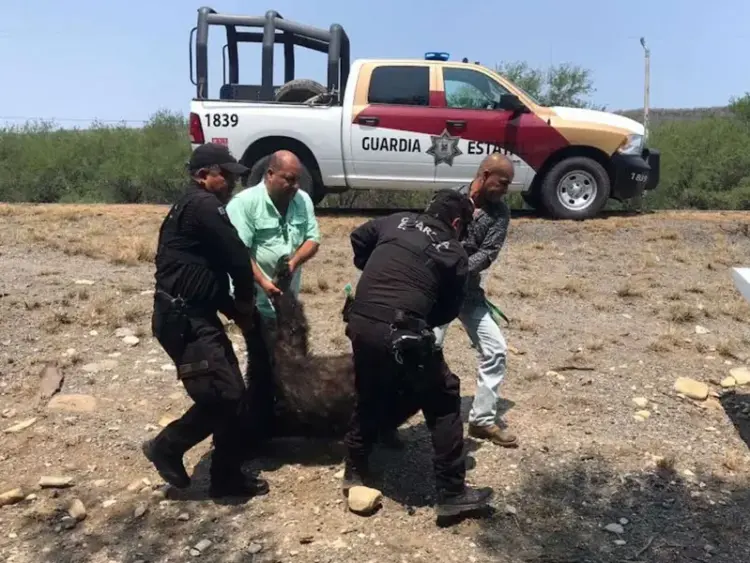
[426,129,463,167]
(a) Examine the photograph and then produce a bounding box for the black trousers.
[151,300,247,482]
[343,314,466,495]
[240,309,277,444]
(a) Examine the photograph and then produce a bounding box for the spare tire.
[274,79,327,103]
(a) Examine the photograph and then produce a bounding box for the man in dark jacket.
[141,142,268,499]
[342,189,494,520]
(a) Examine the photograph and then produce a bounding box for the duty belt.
[348,300,428,333]
[154,289,217,317]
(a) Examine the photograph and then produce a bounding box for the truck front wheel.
[245,155,326,205]
[539,156,610,220]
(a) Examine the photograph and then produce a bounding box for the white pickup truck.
[188,7,660,220]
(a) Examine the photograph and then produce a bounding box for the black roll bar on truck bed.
[190,7,351,103]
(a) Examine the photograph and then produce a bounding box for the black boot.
[341,460,368,496]
[209,474,270,499]
[435,485,494,518]
[141,438,190,489]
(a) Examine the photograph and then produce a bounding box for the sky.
[2,0,748,127]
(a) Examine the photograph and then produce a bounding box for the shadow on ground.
[14,488,276,563]
[472,455,750,563]
[719,390,750,450]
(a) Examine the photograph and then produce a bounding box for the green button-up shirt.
[226,181,321,319]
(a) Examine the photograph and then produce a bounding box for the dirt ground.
[2,204,750,563]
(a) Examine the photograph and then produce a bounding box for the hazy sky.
[2,0,748,127]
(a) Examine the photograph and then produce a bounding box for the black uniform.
[142,143,266,497]
[342,190,493,516]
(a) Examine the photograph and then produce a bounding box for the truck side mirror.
[497,94,526,113]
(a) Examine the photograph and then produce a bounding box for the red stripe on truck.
[353,104,569,170]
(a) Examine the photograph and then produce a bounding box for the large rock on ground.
[674,378,709,401]
[47,394,98,413]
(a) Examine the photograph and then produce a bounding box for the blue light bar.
[424,51,450,61]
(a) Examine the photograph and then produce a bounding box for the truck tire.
[245,154,326,205]
[274,79,328,103]
[539,156,610,220]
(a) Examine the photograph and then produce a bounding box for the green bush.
[2,105,750,210]
[0,110,190,204]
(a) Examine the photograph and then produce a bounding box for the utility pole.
[640,37,650,142]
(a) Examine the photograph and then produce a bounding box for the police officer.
[342,189,494,520]
[141,142,268,499]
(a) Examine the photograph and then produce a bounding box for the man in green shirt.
[226,150,321,329]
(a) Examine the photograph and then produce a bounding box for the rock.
[729,366,750,386]
[74,279,95,285]
[61,516,77,530]
[614,539,627,546]
[4,417,37,433]
[177,512,190,521]
[347,486,383,515]
[0,488,25,507]
[635,410,651,420]
[133,503,148,518]
[190,549,200,557]
[25,494,37,501]
[39,476,73,488]
[248,543,263,554]
[81,363,101,373]
[194,539,212,553]
[126,479,144,492]
[695,325,711,335]
[1,408,16,418]
[674,378,709,400]
[333,468,345,479]
[632,397,649,408]
[47,394,97,413]
[545,370,561,378]
[604,523,624,534]
[68,499,87,521]
[102,499,116,508]
[721,376,737,388]
[503,504,518,516]
[123,335,140,347]
[160,364,175,372]
[158,414,178,428]
[115,328,134,338]
[93,479,107,488]
[619,517,629,525]
[37,366,64,400]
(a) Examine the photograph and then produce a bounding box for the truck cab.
[188,8,660,220]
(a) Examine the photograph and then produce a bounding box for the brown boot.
[468,423,518,448]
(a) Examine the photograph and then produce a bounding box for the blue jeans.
[433,298,508,428]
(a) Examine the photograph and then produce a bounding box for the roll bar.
[190,7,351,102]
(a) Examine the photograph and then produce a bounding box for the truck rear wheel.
[274,79,328,103]
[245,154,326,205]
[539,156,610,220]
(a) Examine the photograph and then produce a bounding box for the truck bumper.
[610,147,660,200]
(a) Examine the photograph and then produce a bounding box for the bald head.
[265,150,302,203]
[268,149,301,172]
[470,153,515,207]
[479,153,514,176]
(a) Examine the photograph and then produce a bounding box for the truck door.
[432,65,530,189]
[347,63,441,190]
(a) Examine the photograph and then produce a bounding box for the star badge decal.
[426,129,463,166]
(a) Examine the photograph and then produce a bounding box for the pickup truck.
[188,7,660,220]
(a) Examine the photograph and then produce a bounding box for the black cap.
[188,143,249,175]
[424,189,474,226]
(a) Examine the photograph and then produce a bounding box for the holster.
[152,289,193,373]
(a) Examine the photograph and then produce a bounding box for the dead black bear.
[242,256,358,440]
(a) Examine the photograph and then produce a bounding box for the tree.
[729,92,750,124]
[494,61,604,110]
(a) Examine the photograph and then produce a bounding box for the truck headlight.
[618,134,644,155]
